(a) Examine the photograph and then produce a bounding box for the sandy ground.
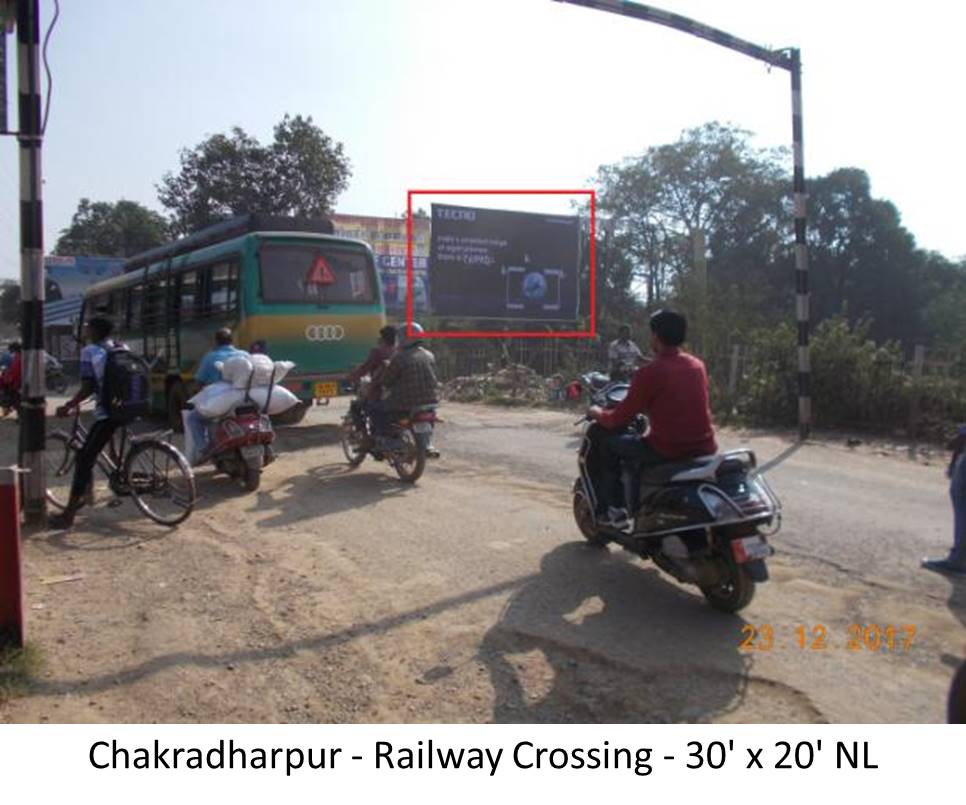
[0,399,963,723]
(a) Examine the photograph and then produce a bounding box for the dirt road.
[1,401,963,723]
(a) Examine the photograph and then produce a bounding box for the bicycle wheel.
[45,431,76,511]
[124,439,196,526]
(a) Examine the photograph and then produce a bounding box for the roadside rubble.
[443,363,561,406]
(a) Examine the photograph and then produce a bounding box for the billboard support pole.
[16,0,46,524]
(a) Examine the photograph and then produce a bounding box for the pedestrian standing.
[922,424,966,575]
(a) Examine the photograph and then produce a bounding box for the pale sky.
[2,0,964,279]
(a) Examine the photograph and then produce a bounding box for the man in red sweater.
[588,309,717,531]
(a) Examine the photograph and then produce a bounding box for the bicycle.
[45,404,197,526]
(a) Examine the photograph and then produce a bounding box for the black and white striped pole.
[16,0,47,523]
[554,0,812,439]
[788,48,810,439]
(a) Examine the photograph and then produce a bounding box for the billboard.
[330,214,430,313]
[429,203,580,321]
[43,255,125,327]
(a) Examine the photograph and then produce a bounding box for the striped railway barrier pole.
[17,0,47,522]
[554,0,812,438]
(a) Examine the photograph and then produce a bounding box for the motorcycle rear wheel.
[392,429,425,483]
[700,559,755,613]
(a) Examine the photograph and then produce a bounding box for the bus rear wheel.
[167,381,187,433]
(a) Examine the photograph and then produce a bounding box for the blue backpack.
[101,346,151,423]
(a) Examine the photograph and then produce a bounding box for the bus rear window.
[260,244,375,304]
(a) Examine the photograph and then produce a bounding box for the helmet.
[405,322,425,347]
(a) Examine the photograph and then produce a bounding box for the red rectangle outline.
[406,189,596,339]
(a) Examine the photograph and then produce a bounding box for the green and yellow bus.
[80,214,386,428]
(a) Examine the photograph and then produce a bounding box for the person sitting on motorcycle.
[588,309,717,532]
[608,324,647,382]
[370,322,440,457]
[348,325,397,397]
[184,327,250,465]
[346,324,397,429]
[0,342,22,416]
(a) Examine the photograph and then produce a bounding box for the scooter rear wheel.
[700,559,755,613]
[572,484,607,547]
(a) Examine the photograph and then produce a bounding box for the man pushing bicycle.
[49,316,150,529]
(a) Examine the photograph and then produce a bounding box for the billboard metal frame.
[406,188,596,339]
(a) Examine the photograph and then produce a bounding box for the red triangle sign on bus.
[306,255,336,286]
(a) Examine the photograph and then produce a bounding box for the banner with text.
[429,204,579,321]
[331,214,430,314]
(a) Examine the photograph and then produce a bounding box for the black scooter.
[572,380,781,613]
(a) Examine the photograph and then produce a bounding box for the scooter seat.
[640,455,719,484]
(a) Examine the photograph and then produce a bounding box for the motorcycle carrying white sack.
[188,380,300,417]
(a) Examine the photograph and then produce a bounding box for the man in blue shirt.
[195,327,249,386]
[49,317,117,529]
[184,328,249,465]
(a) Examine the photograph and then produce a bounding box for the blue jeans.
[950,454,966,565]
[184,409,210,465]
[597,432,666,513]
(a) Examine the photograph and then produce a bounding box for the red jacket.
[348,344,395,384]
[597,348,717,459]
[1,352,21,392]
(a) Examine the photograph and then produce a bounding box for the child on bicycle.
[49,317,119,530]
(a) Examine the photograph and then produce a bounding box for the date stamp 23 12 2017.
[739,624,917,652]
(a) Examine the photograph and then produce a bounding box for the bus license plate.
[314,381,339,399]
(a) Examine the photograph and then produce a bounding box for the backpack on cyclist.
[101,346,151,423]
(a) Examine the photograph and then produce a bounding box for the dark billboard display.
[429,203,579,320]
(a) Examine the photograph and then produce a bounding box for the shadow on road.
[754,441,803,475]
[273,422,342,453]
[198,461,416,528]
[478,542,754,723]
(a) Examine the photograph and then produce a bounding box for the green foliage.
[730,317,966,438]
[733,321,798,425]
[54,198,169,257]
[158,114,351,236]
[808,318,910,429]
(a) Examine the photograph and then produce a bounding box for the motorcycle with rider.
[341,322,441,483]
[573,310,780,613]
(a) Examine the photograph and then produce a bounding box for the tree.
[595,122,790,340]
[158,114,351,236]
[54,198,169,257]
[807,168,924,343]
